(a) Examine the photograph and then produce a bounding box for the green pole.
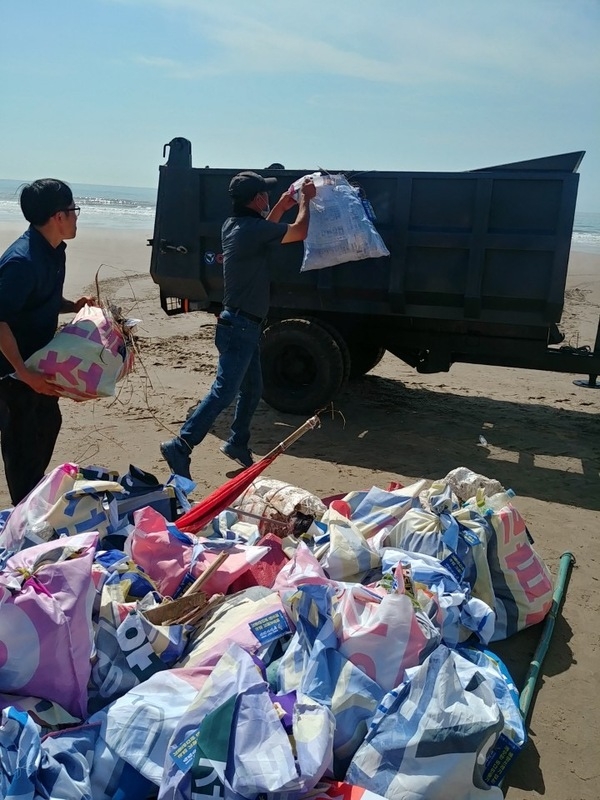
[519,551,576,724]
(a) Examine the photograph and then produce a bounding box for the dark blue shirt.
[221,211,287,320]
[0,226,66,376]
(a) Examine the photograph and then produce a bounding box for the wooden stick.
[181,551,229,597]
[263,415,321,460]
[225,507,289,527]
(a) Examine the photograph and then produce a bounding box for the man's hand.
[15,368,59,396]
[281,179,317,244]
[277,191,298,212]
[74,295,97,312]
[300,179,317,201]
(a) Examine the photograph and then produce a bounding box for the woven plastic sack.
[0,463,79,551]
[161,643,334,800]
[291,173,389,271]
[458,645,527,785]
[278,582,440,696]
[0,463,123,554]
[320,507,381,582]
[0,706,44,800]
[127,506,269,598]
[464,490,553,640]
[0,707,155,800]
[232,477,327,536]
[22,304,135,400]
[273,584,385,777]
[344,482,426,540]
[177,587,293,670]
[273,540,334,593]
[89,666,217,797]
[346,645,505,800]
[88,573,189,713]
[0,532,97,719]
[386,481,496,608]
[0,693,80,729]
[378,547,496,646]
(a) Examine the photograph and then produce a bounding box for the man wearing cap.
[160,171,316,478]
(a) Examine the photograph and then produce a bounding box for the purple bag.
[0,532,97,719]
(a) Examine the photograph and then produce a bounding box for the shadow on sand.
[212,373,599,511]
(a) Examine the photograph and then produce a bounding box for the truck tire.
[307,317,351,384]
[261,318,347,414]
[347,342,386,378]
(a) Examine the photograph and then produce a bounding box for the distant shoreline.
[0,220,598,257]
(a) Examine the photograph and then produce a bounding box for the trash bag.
[0,463,123,554]
[385,481,496,609]
[88,575,190,714]
[278,582,440,696]
[128,506,270,599]
[346,645,505,800]
[290,173,390,271]
[21,304,135,400]
[161,643,335,799]
[464,489,553,640]
[0,532,97,719]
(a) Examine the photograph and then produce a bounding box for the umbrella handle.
[263,415,321,459]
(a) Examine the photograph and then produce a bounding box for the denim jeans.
[179,309,263,451]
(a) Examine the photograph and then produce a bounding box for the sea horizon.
[1,177,599,252]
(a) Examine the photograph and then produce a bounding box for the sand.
[1,221,599,799]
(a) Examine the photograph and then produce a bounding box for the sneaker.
[160,438,192,480]
[219,442,254,469]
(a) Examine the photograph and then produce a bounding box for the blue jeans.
[179,310,263,451]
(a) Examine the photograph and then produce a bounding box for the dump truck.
[149,137,600,414]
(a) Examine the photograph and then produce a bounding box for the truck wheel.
[261,318,347,414]
[306,317,351,383]
[348,342,386,378]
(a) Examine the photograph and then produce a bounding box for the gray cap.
[228,171,277,202]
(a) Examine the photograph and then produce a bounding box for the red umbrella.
[175,415,321,534]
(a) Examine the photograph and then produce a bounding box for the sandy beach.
[1,221,599,799]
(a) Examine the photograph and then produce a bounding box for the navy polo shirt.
[221,210,288,320]
[0,226,66,376]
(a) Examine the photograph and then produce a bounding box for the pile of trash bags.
[0,463,555,800]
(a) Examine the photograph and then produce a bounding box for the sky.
[1,0,599,210]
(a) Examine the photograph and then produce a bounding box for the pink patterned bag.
[128,506,270,598]
[23,304,135,400]
[472,491,553,640]
[0,532,97,718]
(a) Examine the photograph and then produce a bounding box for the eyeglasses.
[60,206,81,217]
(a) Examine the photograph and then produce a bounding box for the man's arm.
[280,179,317,244]
[0,321,57,395]
[267,192,297,223]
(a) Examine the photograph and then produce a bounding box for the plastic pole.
[519,551,576,723]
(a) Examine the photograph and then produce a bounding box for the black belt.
[224,307,263,324]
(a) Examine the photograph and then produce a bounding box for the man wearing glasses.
[0,178,95,505]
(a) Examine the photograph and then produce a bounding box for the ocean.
[0,178,599,252]
[0,179,156,231]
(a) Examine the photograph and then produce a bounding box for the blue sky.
[1,0,599,210]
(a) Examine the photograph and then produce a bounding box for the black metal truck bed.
[149,139,599,414]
